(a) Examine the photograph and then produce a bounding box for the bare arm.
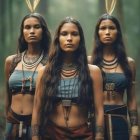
[4,55,15,116]
[31,67,45,140]
[127,57,140,138]
[89,64,104,139]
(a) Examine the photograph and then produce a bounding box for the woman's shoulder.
[5,54,18,78]
[88,64,100,71]
[5,54,17,65]
[87,55,92,64]
[127,57,135,67]
[127,57,135,64]
[88,64,101,75]
[38,66,46,72]
[88,64,102,82]
[127,57,135,72]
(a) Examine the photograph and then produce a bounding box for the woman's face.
[23,17,43,44]
[59,23,80,53]
[98,19,117,45]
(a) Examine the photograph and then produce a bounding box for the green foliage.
[123,0,140,58]
[0,0,140,136]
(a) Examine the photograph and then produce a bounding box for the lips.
[104,37,111,40]
[66,44,73,47]
[29,36,36,39]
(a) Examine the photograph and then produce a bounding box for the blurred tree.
[38,0,48,15]
[0,0,140,137]
[0,0,7,85]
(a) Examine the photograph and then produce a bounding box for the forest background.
[0,0,140,138]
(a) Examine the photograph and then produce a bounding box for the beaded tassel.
[21,78,26,93]
[29,77,33,92]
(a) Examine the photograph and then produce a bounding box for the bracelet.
[95,125,104,134]
[31,124,39,137]
[131,125,140,136]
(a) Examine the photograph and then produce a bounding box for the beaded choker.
[21,51,44,69]
[61,63,78,78]
[102,57,118,70]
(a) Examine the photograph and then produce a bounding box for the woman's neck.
[63,53,75,64]
[26,44,42,56]
[103,46,116,61]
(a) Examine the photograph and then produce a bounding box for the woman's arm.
[127,57,140,139]
[4,55,15,116]
[32,67,45,140]
[89,64,104,140]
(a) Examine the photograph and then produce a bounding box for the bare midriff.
[11,93,34,115]
[103,91,125,105]
[50,104,88,128]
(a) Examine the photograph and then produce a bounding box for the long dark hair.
[39,17,93,129]
[91,13,132,84]
[18,13,51,54]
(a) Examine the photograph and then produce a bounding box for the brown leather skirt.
[40,121,94,140]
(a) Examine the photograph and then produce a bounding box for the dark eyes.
[60,31,67,36]
[60,31,79,36]
[24,24,41,29]
[99,26,116,30]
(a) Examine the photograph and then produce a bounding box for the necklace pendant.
[105,83,115,91]
[62,99,72,127]
[106,83,116,100]
[64,116,69,121]
[62,99,71,107]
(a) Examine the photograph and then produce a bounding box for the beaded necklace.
[102,57,118,70]
[60,64,79,127]
[21,51,43,93]
[21,51,44,69]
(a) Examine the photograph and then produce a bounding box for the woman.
[4,13,51,140]
[31,17,104,140]
[88,13,140,140]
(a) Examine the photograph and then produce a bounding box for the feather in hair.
[25,0,40,13]
[105,0,117,15]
